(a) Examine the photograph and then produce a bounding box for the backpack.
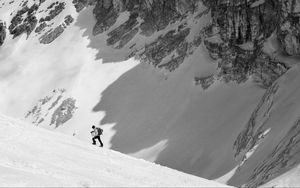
[96,127,103,135]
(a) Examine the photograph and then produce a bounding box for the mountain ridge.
[1,0,300,187]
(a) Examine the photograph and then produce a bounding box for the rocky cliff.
[25,89,77,129]
[0,20,5,46]
[1,0,300,187]
[2,0,297,87]
[72,0,296,88]
[228,66,300,187]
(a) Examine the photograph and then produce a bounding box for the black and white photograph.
[0,0,299,187]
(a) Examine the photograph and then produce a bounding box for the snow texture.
[0,113,230,187]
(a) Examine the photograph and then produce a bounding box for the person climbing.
[91,125,103,147]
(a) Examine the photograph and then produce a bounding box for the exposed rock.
[141,28,190,67]
[92,0,120,36]
[35,22,47,33]
[8,4,39,38]
[39,2,65,23]
[106,13,139,47]
[87,0,292,79]
[138,1,183,36]
[234,83,280,157]
[201,0,292,88]
[72,0,88,12]
[251,53,289,88]
[25,89,77,128]
[232,76,300,187]
[48,95,63,111]
[116,27,139,49]
[0,21,6,46]
[50,98,77,128]
[39,25,64,44]
[72,0,96,12]
[92,0,200,37]
[39,0,46,5]
[277,0,300,55]
[194,75,215,90]
[244,117,300,187]
[64,15,74,26]
[25,92,55,125]
[77,0,204,71]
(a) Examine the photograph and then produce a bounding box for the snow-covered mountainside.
[0,113,230,187]
[1,0,300,187]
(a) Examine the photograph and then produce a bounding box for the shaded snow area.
[226,65,300,187]
[261,164,300,187]
[1,1,300,187]
[0,0,264,185]
[0,114,230,187]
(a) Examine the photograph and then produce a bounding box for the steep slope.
[1,0,300,187]
[260,164,300,187]
[0,113,230,187]
[228,65,300,187]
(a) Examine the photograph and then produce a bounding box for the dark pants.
[92,135,103,147]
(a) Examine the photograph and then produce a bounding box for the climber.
[91,125,103,147]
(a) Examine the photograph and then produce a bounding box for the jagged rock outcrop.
[141,28,190,68]
[39,25,64,44]
[278,0,300,55]
[50,98,77,128]
[77,0,296,87]
[230,68,300,187]
[39,2,65,23]
[91,0,200,40]
[8,4,39,38]
[234,83,280,157]
[39,15,74,44]
[35,22,47,33]
[244,117,300,187]
[35,2,67,36]
[3,0,295,87]
[86,0,205,71]
[2,1,76,43]
[72,0,96,12]
[200,0,292,88]
[25,89,77,128]
[0,21,6,46]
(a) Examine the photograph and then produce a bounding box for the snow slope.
[1,1,300,187]
[0,1,139,145]
[0,0,264,182]
[0,113,230,187]
[260,164,300,187]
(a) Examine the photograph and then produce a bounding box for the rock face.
[80,0,205,72]
[91,0,199,36]
[39,2,66,23]
[278,0,300,55]
[39,15,74,44]
[2,1,300,187]
[200,0,292,88]
[8,4,39,38]
[0,21,5,46]
[230,68,300,187]
[75,0,297,87]
[2,1,75,43]
[50,98,77,128]
[39,25,65,44]
[82,1,300,186]
[3,0,296,88]
[72,0,97,12]
[25,89,77,129]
